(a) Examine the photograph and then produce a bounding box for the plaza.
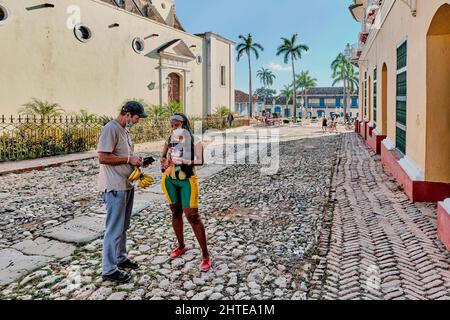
[0,0,449,302]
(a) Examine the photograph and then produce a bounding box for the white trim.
[397,67,407,75]
[74,23,93,43]
[373,127,381,136]
[396,36,408,49]
[442,199,450,214]
[398,156,424,181]
[382,137,395,151]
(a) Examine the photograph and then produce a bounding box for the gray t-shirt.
[97,120,135,192]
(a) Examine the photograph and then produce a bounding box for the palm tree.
[20,98,64,118]
[331,53,359,116]
[148,105,167,119]
[347,65,360,94]
[276,33,309,122]
[280,85,293,117]
[78,109,97,123]
[236,34,264,117]
[215,106,231,117]
[296,70,317,118]
[165,101,182,116]
[257,67,276,111]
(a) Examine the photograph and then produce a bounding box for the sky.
[176,0,360,94]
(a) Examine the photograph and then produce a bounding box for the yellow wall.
[0,0,208,116]
[359,0,450,181]
[425,4,450,182]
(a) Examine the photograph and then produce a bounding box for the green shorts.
[161,173,199,209]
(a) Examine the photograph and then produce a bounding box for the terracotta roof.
[235,90,258,103]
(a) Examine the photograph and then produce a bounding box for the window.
[396,40,407,154]
[220,66,226,86]
[364,72,368,118]
[352,97,358,107]
[373,68,377,125]
[132,38,145,54]
[74,23,93,43]
[0,5,10,25]
[320,98,325,107]
[325,98,335,105]
[336,98,341,107]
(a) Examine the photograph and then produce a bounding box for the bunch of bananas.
[128,168,142,181]
[128,168,154,189]
[138,174,154,189]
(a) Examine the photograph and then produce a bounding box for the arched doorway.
[381,63,388,135]
[168,72,182,105]
[426,4,450,183]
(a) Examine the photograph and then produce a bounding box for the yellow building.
[0,0,235,116]
[348,0,450,248]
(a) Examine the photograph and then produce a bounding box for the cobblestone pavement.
[0,129,340,300]
[308,133,450,300]
[0,153,161,248]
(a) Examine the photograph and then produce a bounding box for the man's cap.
[169,114,185,122]
[122,101,148,118]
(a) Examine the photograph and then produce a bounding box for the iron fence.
[0,115,245,162]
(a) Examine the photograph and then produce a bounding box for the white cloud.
[267,62,291,72]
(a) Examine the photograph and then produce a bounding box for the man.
[97,101,148,283]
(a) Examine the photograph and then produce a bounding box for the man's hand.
[129,156,143,167]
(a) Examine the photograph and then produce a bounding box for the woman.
[160,113,212,271]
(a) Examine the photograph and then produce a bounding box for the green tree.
[280,85,293,116]
[296,70,317,118]
[166,101,182,116]
[78,109,97,123]
[236,33,264,117]
[254,88,277,104]
[256,67,276,110]
[276,33,309,122]
[331,53,359,115]
[215,106,231,117]
[148,105,167,119]
[20,98,64,118]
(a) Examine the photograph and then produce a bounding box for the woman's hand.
[160,157,169,170]
[171,157,184,165]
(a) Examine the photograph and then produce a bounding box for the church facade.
[0,0,235,116]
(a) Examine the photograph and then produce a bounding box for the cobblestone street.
[309,133,450,300]
[0,126,339,300]
[1,127,449,300]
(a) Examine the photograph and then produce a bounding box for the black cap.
[122,101,148,118]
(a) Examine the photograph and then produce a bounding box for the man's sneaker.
[170,246,188,259]
[200,258,212,272]
[102,270,131,283]
[117,259,139,270]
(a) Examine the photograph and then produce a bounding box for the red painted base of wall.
[437,202,450,250]
[367,130,386,154]
[380,143,450,202]
[364,121,368,140]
